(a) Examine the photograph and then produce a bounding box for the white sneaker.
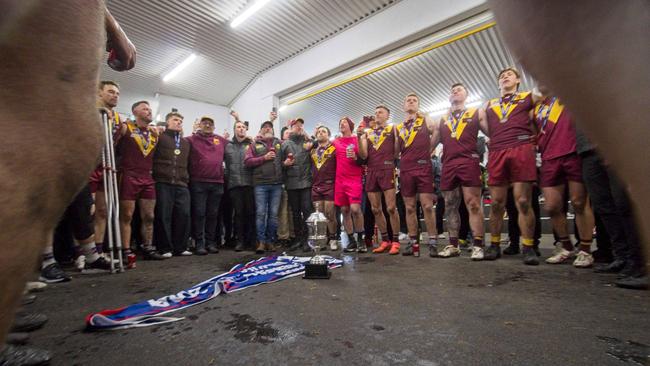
[545,246,573,264]
[437,234,446,239]
[470,246,484,261]
[24,281,47,293]
[438,245,461,258]
[179,250,192,256]
[161,252,173,258]
[75,255,86,271]
[398,232,408,241]
[329,239,339,251]
[573,251,594,268]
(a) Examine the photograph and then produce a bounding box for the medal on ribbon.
[369,125,392,150]
[174,133,181,155]
[128,122,156,156]
[536,97,558,134]
[312,144,334,169]
[449,109,465,138]
[497,94,518,123]
[398,117,422,147]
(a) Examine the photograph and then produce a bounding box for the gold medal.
[500,118,508,123]
[174,149,181,155]
[451,132,457,138]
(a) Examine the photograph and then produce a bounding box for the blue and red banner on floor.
[86,255,343,330]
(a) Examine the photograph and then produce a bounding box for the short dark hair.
[234,120,248,132]
[165,112,184,121]
[131,100,149,112]
[280,126,288,137]
[498,67,521,80]
[99,80,119,90]
[316,125,331,136]
[451,83,466,91]
[375,105,390,114]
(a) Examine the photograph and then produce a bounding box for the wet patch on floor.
[468,271,529,287]
[597,335,650,365]
[220,255,260,271]
[223,313,279,344]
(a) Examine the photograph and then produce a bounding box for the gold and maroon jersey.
[397,116,432,173]
[439,107,481,166]
[534,97,577,160]
[486,91,535,151]
[311,143,337,189]
[365,124,396,171]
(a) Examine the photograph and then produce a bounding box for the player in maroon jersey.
[311,125,338,250]
[535,85,594,267]
[358,106,401,255]
[432,83,486,260]
[115,101,165,267]
[478,67,542,265]
[397,93,440,257]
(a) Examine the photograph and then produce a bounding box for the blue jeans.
[254,184,283,244]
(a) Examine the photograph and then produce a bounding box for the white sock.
[41,245,55,269]
[81,242,100,263]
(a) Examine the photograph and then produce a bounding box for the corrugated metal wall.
[279,16,534,132]
[102,0,401,105]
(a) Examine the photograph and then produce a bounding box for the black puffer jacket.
[224,137,254,189]
[244,136,283,185]
[152,129,190,187]
[281,133,313,190]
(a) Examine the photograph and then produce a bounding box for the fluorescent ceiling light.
[231,0,271,28]
[429,100,483,117]
[426,95,483,115]
[162,53,197,82]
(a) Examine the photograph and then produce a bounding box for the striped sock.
[449,237,459,247]
[81,242,100,263]
[473,236,484,248]
[42,245,55,269]
[579,241,592,253]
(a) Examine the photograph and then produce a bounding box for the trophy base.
[303,263,331,279]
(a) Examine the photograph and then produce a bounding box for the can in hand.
[413,243,420,257]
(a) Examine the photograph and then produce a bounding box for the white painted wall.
[112,88,230,137]
[156,94,230,137]
[231,0,486,133]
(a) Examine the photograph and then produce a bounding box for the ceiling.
[279,17,534,133]
[102,0,402,106]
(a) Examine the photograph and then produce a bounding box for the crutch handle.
[98,107,110,117]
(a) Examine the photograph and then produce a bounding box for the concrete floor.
[23,236,650,366]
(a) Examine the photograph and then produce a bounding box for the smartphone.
[272,107,277,113]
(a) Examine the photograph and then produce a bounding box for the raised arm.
[105,8,136,71]
[424,115,438,155]
[478,103,489,136]
[357,128,368,160]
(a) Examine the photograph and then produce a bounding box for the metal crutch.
[99,109,124,273]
